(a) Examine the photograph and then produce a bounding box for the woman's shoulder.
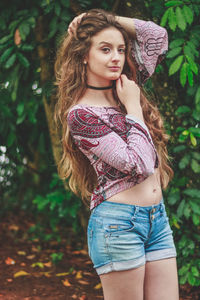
[67,103,122,129]
[68,103,120,114]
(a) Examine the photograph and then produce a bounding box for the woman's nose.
[112,50,120,61]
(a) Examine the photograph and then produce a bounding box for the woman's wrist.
[115,16,136,37]
[126,105,144,122]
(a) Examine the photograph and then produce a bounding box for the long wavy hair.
[54,9,173,205]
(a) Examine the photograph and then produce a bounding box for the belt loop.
[132,205,139,220]
[160,202,164,212]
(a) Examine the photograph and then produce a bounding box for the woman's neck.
[80,88,117,107]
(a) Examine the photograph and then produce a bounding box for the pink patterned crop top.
[67,19,168,210]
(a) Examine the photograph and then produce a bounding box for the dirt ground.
[0,212,199,300]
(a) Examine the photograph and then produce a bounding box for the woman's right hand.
[116,74,144,121]
[116,74,141,109]
[68,13,86,35]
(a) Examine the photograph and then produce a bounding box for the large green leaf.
[179,154,190,169]
[175,105,191,115]
[191,159,200,173]
[187,65,194,86]
[0,47,14,64]
[165,0,184,7]
[17,52,30,68]
[169,55,183,75]
[0,34,12,45]
[168,7,177,31]
[4,53,16,68]
[169,38,184,49]
[180,62,188,87]
[182,5,194,25]
[183,189,200,198]
[160,9,170,27]
[19,22,30,40]
[176,7,186,31]
[186,55,198,75]
[166,46,182,58]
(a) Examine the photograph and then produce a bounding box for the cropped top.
[68,106,159,210]
[67,19,168,210]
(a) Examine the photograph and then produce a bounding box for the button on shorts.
[87,199,177,275]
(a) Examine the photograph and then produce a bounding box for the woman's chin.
[109,74,121,80]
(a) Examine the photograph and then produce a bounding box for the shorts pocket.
[104,217,135,236]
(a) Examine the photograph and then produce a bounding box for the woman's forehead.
[91,27,125,45]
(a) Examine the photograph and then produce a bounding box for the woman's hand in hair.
[116,74,144,121]
[68,13,86,35]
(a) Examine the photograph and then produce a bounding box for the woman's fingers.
[68,13,86,35]
[116,74,140,108]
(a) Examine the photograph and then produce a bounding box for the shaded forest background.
[0,0,200,290]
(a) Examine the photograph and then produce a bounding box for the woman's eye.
[119,48,125,53]
[102,48,110,53]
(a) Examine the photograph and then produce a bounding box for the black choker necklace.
[86,83,114,90]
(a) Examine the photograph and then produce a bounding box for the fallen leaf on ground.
[5,257,15,265]
[83,272,92,276]
[94,283,102,289]
[31,262,44,269]
[56,272,70,277]
[6,278,13,282]
[43,261,52,267]
[71,294,78,299]
[20,262,26,266]
[85,260,92,265]
[14,270,30,278]
[72,249,88,255]
[62,279,71,287]
[40,272,52,278]
[31,246,40,252]
[8,224,19,231]
[17,251,26,255]
[78,280,89,285]
[26,255,35,260]
[76,270,82,279]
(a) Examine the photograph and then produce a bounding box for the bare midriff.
[106,168,162,207]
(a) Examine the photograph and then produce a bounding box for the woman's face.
[85,27,126,86]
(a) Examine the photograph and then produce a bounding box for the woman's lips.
[109,66,120,71]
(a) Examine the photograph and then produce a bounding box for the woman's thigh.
[144,257,179,300]
[100,265,145,300]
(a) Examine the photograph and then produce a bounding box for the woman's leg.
[144,257,179,300]
[99,265,145,300]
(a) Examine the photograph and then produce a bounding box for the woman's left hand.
[68,13,86,35]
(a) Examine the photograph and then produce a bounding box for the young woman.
[55,9,179,300]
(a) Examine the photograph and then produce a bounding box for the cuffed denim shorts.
[87,198,177,275]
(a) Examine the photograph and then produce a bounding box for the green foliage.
[29,173,82,241]
[158,0,200,287]
[51,252,64,264]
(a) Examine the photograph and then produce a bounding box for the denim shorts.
[87,198,177,275]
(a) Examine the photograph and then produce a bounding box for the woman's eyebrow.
[99,41,125,47]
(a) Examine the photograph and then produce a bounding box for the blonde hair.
[54,9,173,205]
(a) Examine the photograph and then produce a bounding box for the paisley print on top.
[67,105,159,210]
